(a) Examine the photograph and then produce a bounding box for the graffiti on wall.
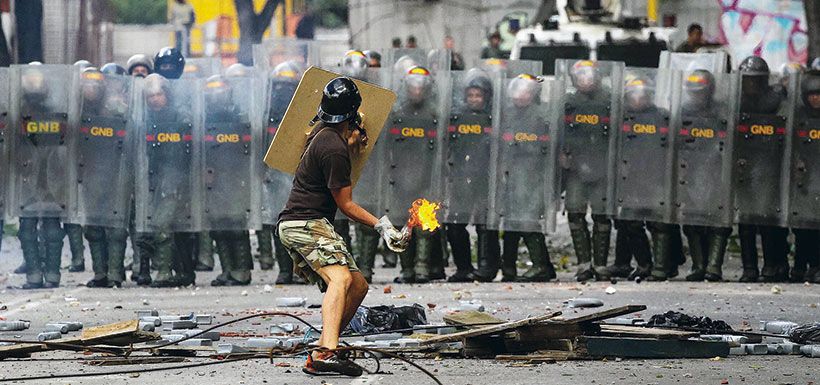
[718,0,807,71]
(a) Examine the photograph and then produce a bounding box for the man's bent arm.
[332,186,379,227]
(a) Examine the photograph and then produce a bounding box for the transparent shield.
[0,69,8,220]
[70,72,135,227]
[380,70,447,225]
[478,58,543,78]
[658,51,729,75]
[487,77,561,233]
[252,38,314,73]
[443,69,498,225]
[8,64,73,218]
[351,68,391,214]
[788,72,820,228]
[732,73,794,226]
[181,57,222,79]
[259,71,299,225]
[134,77,201,232]
[555,59,624,216]
[614,67,676,223]
[200,76,261,230]
[673,71,736,227]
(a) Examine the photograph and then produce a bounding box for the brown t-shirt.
[278,128,351,224]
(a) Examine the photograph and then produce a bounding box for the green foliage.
[110,0,167,25]
[311,0,347,28]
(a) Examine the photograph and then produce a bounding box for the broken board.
[443,311,505,328]
[263,66,397,185]
[422,312,562,345]
[580,336,730,358]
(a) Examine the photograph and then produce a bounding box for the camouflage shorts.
[277,218,358,292]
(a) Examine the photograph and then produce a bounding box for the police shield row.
[1,47,819,289]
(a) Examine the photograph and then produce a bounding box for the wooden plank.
[598,324,699,340]
[81,320,139,341]
[579,336,730,358]
[443,311,505,328]
[421,312,562,345]
[565,305,647,324]
[0,343,47,360]
[514,322,591,342]
[496,350,582,362]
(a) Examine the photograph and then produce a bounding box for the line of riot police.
[1,44,819,289]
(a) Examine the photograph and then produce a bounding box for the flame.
[406,198,441,232]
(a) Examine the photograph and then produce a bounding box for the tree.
[806,0,818,61]
[235,0,281,65]
[110,0,166,24]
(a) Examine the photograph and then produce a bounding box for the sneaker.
[303,351,363,377]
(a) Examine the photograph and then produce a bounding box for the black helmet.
[738,56,769,76]
[464,68,492,97]
[127,54,154,75]
[154,47,185,79]
[801,74,820,107]
[315,77,362,124]
[101,63,127,75]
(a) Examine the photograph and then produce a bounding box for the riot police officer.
[15,65,67,289]
[258,61,303,284]
[790,72,820,283]
[363,50,381,68]
[127,54,153,78]
[141,73,196,287]
[387,66,445,283]
[77,66,131,288]
[445,69,498,282]
[561,60,613,282]
[735,56,790,283]
[202,75,254,286]
[127,55,154,286]
[65,60,91,272]
[678,70,732,282]
[496,74,556,282]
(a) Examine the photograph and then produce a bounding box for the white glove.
[374,215,407,253]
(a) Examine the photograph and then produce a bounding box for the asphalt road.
[0,234,818,385]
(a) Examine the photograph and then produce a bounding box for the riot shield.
[380,67,447,224]
[69,70,135,227]
[442,69,498,225]
[788,72,820,228]
[134,76,201,232]
[385,48,451,76]
[351,68,391,214]
[555,59,623,216]
[8,64,73,218]
[258,66,300,225]
[732,73,793,226]
[479,58,543,78]
[487,75,560,233]
[658,51,729,74]
[200,75,262,231]
[181,57,221,79]
[0,69,8,220]
[614,67,676,223]
[252,38,314,73]
[672,70,736,227]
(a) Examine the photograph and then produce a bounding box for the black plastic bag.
[347,304,427,334]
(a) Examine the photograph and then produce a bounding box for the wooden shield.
[263,66,396,185]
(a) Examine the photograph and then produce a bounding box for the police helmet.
[801,74,820,108]
[340,50,368,79]
[80,67,105,103]
[154,47,185,79]
[21,66,47,100]
[507,73,540,104]
[270,61,303,82]
[143,73,170,97]
[393,55,418,77]
[127,54,154,75]
[204,75,232,107]
[405,66,433,91]
[363,50,381,67]
[315,77,362,124]
[738,56,770,76]
[74,60,93,70]
[683,69,716,97]
[225,63,251,78]
[101,63,127,76]
[570,60,601,92]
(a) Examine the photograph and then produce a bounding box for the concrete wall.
[111,24,174,65]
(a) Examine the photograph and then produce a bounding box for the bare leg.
[315,265,368,350]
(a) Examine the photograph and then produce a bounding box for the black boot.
[447,224,476,282]
[647,222,670,281]
[684,226,706,281]
[591,215,611,281]
[517,233,555,282]
[738,224,759,282]
[500,231,521,282]
[704,227,730,282]
[569,213,593,281]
